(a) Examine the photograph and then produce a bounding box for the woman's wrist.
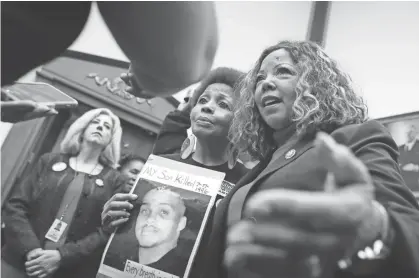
[338,200,393,271]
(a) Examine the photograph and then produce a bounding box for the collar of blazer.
[202,136,316,278]
[228,135,315,203]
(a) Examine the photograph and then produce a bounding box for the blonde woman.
[2,108,127,278]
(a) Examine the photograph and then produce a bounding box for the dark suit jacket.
[201,120,419,278]
[153,110,190,155]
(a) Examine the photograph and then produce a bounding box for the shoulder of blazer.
[330,120,398,157]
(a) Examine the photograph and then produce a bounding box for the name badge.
[45,219,68,243]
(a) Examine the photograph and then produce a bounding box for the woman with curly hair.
[2,108,127,278]
[201,41,419,278]
[102,67,249,277]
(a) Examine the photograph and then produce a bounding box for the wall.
[325,2,419,119]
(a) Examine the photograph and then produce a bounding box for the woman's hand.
[120,67,154,99]
[26,248,43,261]
[25,250,61,278]
[1,100,58,123]
[177,88,194,112]
[225,133,383,278]
[102,193,138,233]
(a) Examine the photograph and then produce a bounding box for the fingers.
[1,100,37,109]
[227,221,345,256]
[109,217,130,228]
[315,132,372,185]
[226,221,342,278]
[25,255,44,268]
[244,189,368,231]
[102,205,131,225]
[225,243,287,275]
[120,70,155,99]
[27,248,43,260]
[102,193,137,227]
[106,200,134,211]
[25,263,43,274]
[106,210,131,219]
[120,72,132,84]
[27,269,45,277]
[108,193,138,203]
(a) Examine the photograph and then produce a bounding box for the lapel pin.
[52,162,67,172]
[285,149,296,160]
[95,179,104,187]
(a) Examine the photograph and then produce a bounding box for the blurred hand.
[177,88,194,112]
[25,249,61,278]
[120,66,155,99]
[1,100,58,123]
[102,193,138,233]
[225,132,380,278]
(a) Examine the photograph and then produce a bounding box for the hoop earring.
[227,143,239,170]
[180,134,196,159]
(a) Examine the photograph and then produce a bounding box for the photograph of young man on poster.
[134,187,188,274]
[102,180,210,278]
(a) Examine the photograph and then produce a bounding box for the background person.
[1,108,126,278]
[398,124,419,191]
[118,154,146,193]
[202,41,419,278]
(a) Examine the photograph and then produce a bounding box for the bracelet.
[337,201,391,270]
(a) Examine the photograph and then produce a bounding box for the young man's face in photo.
[135,189,186,248]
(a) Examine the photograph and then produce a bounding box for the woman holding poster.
[203,41,419,278]
[2,108,126,278]
[101,67,249,277]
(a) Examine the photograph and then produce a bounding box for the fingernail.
[132,194,138,199]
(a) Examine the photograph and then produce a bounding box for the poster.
[97,155,225,278]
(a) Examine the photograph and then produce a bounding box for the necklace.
[74,157,99,176]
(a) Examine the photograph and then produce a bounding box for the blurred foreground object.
[2,2,218,98]
[1,100,58,123]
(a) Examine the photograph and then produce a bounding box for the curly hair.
[60,108,122,168]
[186,67,245,112]
[229,40,368,160]
[118,154,146,170]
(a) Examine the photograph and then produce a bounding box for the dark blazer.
[2,153,126,278]
[152,110,190,155]
[201,120,419,278]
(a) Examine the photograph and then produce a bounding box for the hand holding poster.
[97,155,225,278]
